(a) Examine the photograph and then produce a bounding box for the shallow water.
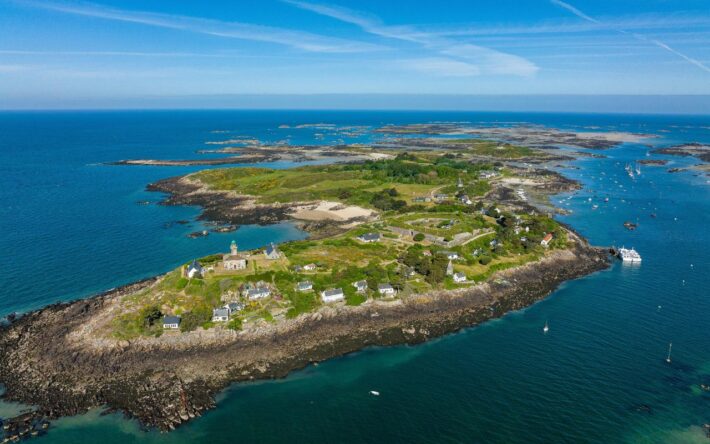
[1,110,708,443]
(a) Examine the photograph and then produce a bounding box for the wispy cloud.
[395,58,481,77]
[284,0,538,76]
[14,0,383,53]
[0,64,28,73]
[0,50,238,58]
[551,0,710,74]
[417,15,710,38]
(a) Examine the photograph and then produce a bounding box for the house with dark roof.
[212,308,230,322]
[297,281,313,292]
[162,315,181,330]
[245,287,271,300]
[357,232,381,243]
[186,260,204,279]
[378,283,396,296]
[352,280,368,293]
[264,242,281,259]
[321,288,345,303]
[440,251,459,260]
[225,302,244,313]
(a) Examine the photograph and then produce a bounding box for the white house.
[212,308,230,322]
[358,232,381,243]
[162,315,181,330]
[264,243,281,260]
[321,288,345,303]
[303,263,317,271]
[224,302,244,313]
[378,283,396,296]
[186,260,203,279]
[297,281,313,292]
[353,280,368,293]
[541,233,553,247]
[441,251,459,260]
[453,272,467,283]
[223,240,247,270]
[245,287,271,300]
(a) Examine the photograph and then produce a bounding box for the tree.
[180,309,210,332]
[140,305,162,328]
[413,233,425,242]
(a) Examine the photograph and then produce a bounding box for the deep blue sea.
[1,110,708,443]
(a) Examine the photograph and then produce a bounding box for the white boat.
[635,163,641,175]
[666,343,672,363]
[543,321,549,333]
[369,390,380,396]
[618,247,642,262]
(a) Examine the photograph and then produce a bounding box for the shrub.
[479,256,492,265]
[413,233,425,242]
[227,318,243,330]
[180,309,211,332]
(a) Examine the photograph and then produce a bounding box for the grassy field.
[445,139,537,159]
[192,157,493,210]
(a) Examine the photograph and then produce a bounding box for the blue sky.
[0,0,709,109]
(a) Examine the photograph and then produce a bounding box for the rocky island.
[0,138,611,439]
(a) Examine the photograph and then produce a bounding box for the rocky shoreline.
[0,236,610,436]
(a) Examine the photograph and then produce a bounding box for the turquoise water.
[1,111,709,443]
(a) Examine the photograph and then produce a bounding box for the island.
[0,139,610,439]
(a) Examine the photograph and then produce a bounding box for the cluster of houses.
[165,232,484,333]
[184,240,283,280]
[211,301,245,323]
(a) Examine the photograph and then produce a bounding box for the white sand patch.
[500,178,543,186]
[573,131,651,143]
[368,152,394,160]
[290,201,376,222]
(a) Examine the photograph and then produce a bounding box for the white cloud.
[0,64,28,73]
[284,0,539,77]
[396,58,481,77]
[14,0,383,53]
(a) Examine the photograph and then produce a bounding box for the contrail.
[551,0,710,74]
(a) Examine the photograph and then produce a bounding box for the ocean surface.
[0,110,708,443]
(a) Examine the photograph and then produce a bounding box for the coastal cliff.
[0,237,609,433]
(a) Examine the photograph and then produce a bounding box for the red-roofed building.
[541,233,554,247]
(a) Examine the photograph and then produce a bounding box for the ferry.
[618,247,642,262]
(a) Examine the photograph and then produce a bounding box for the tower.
[230,240,237,255]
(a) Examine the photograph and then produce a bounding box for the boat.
[635,162,641,175]
[369,390,380,396]
[666,343,672,363]
[618,247,642,262]
[623,221,637,230]
[625,163,635,178]
[543,321,549,333]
